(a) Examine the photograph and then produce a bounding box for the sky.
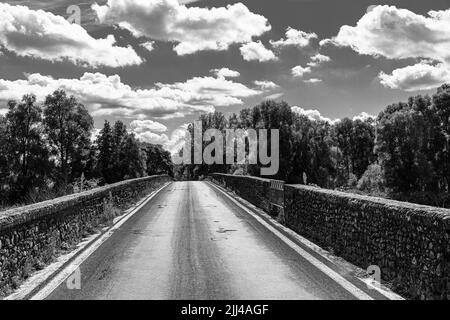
[1,0,450,153]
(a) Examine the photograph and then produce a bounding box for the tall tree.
[143,143,173,176]
[349,118,376,178]
[375,99,438,193]
[0,115,8,202]
[43,90,93,185]
[96,120,114,183]
[334,118,353,180]
[5,95,50,201]
[117,133,144,180]
[111,121,131,181]
[432,84,450,192]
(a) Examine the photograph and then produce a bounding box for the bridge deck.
[45,181,379,300]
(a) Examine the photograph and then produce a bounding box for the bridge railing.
[0,175,171,297]
[210,173,450,300]
[210,173,284,218]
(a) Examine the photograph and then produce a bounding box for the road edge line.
[207,181,381,300]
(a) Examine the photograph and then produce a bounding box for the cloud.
[291,106,339,124]
[131,123,189,155]
[130,119,168,133]
[304,78,322,84]
[140,41,155,52]
[0,2,142,68]
[325,5,450,91]
[328,6,450,62]
[379,62,450,91]
[270,27,317,49]
[210,68,240,78]
[240,41,278,62]
[93,0,271,55]
[307,53,331,67]
[133,131,170,146]
[254,80,279,90]
[0,72,266,119]
[291,65,311,78]
[264,92,284,100]
[165,124,190,155]
[353,112,375,122]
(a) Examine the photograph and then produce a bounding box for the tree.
[116,133,144,180]
[349,118,376,178]
[5,95,51,201]
[96,121,145,183]
[375,98,439,193]
[0,115,8,203]
[334,118,353,180]
[432,84,450,192]
[43,90,93,185]
[143,143,173,176]
[96,120,114,183]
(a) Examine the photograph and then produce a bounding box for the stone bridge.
[0,173,448,300]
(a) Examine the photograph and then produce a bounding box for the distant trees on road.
[177,84,450,208]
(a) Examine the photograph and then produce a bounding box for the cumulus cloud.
[304,78,322,84]
[133,130,169,145]
[253,80,279,90]
[140,41,155,52]
[0,72,267,119]
[0,3,142,68]
[165,124,190,155]
[130,119,168,134]
[307,53,331,67]
[131,123,190,155]
[240,41,278,62]
[328,6,450,62]
[291,65,311,78]
[264,92,284,100]
[93,0,271,55]
[291,106,339,124]
[210,68,240,78]
[270,27,317,49]
[325,5,450,91]
[353,112,376,122]
[379,62,450,91]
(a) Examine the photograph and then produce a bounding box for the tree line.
[2,84,449,208]
[0,90,173,207]
[176,84,450,208]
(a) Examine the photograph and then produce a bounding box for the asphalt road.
[46,181,374,300]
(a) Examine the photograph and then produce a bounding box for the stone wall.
[0,175,171,296]
[284,185,450,300]
[210,173,450,300]
[210,173,284,217]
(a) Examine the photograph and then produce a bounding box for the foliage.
[142,143,173,176]
[178,87,450,208]
[0,91,174,208]
[43,90,94,185]
[2,83,450,209]
[356,164,385,196]
[3,95,51,202]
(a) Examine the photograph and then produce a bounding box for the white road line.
[207,181,376,301]
[28,182,171,300]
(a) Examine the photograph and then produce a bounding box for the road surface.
[46,181,381,300]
